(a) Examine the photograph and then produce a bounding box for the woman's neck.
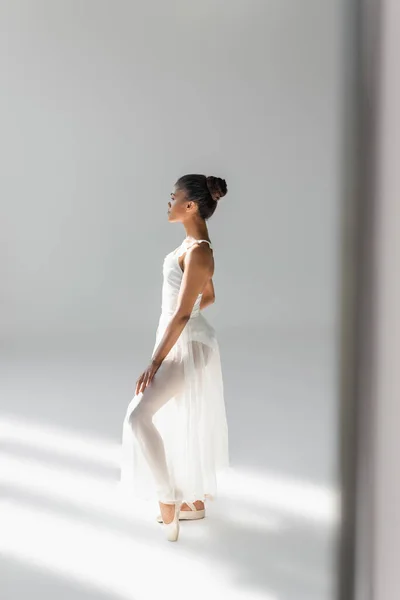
[184,226,210,242]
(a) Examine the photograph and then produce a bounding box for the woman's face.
[167,185,195,223]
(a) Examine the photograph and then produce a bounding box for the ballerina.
[120,174,230,541]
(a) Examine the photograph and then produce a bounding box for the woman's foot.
[159,501,177,524]
[180,500,204,512]
[156,499,205,523]
[159,501,180,541]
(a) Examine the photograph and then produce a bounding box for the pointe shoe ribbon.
[156,501,206,523]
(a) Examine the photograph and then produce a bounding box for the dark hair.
[176,174,228,220]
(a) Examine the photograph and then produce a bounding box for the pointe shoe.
[156,501,206,523]
[160,501,181,542]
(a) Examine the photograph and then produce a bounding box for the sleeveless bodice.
[160,239,213,320]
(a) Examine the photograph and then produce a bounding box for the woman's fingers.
[135,363,160,395]
[135,373,144,396]
[139,371,150,394]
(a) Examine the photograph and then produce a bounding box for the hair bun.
[206,176,228,202]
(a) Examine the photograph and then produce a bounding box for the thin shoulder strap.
[186,239,213,250]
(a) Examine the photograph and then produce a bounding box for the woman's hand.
[135,360,162,395]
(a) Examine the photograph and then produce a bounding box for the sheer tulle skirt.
[119,312,230,504]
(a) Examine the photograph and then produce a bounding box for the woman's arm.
[135,246,213,394]
[152,248,212,364]
[200,277,215,310]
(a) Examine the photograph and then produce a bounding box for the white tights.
[128,358,186,504]
[128,342,211,504]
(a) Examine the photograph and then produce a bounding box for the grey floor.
[0,328,339,600]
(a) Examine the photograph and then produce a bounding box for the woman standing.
[120,174,230,541]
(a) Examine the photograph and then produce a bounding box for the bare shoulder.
[183,242,214,274]
[187,242,214,262]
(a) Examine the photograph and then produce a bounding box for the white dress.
[119,238,230,504]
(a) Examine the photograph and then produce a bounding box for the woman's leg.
[128,358,185,504]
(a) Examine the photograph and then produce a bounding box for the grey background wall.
[1,2,347,600]
[2,0,344,343]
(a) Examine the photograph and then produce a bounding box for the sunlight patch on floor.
[215,467,339,526]
[0,415,120,467]
[0,498,277,600]
[0,414,338,527]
